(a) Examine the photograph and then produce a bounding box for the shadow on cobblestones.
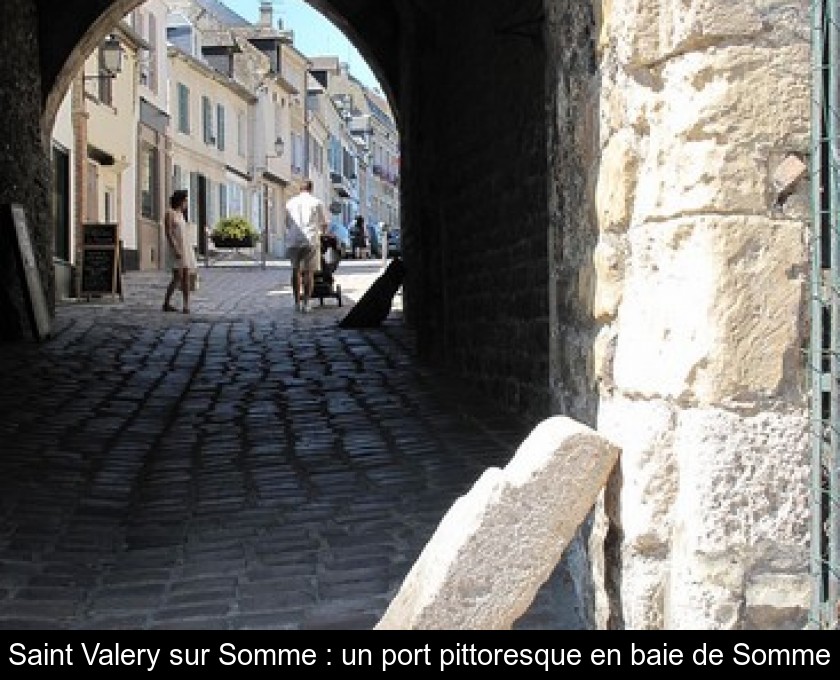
[0,267,585,630]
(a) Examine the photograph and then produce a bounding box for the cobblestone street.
[0,261,583,630]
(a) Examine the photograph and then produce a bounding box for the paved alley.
[0,261,584,630]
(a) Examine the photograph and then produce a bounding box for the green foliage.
[211,216,260,242]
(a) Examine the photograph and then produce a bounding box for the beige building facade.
[167,37,256,260]
[52,21,148,297]
[311,56,399,244]
[129,0,170,271]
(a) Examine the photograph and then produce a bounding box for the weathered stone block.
[375,416,621,630]
[667,406,809,629]
[633,45,810,221]
[612,216,806,404]
[772,154,808,196]
[596,396,677,628]
[596,129,639,234]
[592,233,627,321]
[744,573,810,630]
[609,0,791,67]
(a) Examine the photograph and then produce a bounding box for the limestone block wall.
[590,0,812,629]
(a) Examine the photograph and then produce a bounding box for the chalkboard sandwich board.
[81,223,122,299]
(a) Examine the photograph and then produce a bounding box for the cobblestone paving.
[0,262,584,630]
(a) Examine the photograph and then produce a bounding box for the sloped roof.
[194,0,251,28]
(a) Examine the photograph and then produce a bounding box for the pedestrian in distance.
[352,215,370,259]
[285,179,328,314]
[162,189,197,314]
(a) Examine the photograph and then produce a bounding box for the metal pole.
[828,0,840,629]
[811,0,825,626]
[262,185,267,271]
[810,0,828,627]
[381,223,388,268]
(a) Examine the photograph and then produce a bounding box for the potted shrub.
[210,216,260,248]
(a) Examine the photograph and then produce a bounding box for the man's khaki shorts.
[287,245,320,272]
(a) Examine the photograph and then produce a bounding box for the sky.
[221,0,383,92]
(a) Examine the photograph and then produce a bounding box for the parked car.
[366,222,402,258]
[386,227,401,257]
[328,223,352,258]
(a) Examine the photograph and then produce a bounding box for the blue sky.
[222,0,382,92]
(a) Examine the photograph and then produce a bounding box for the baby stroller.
[312,233,343,307]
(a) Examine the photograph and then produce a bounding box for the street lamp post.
[83,36,124,82]
[260,136,285,270]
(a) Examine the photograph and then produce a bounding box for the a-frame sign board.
[2,203,52,342]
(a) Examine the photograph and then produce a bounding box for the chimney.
[259,1,273,28]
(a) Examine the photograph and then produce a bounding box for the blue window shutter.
[217,105,226,151]
[178,84,190,133]
[219,184,228,219]
[202,96,213,145]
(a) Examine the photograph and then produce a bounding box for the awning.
[87,144,115,166]
[262,170,288,187]
[225,164,252,182]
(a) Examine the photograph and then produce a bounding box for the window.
[274,104,283,149]
[97,48,113,106]
[227,183,245,217]
[202,96,214,145]
[177,83,190,134]
[86,161,99,222]
[219,184,228,219]
[206,179,217,229]
[104,189,115,223]
[216,104,226,151]
[237,111,246,157]
[291,134,305,175]
[167,24,197,57]
[328,136,341,174]
[140,144,159,220]
[311,139,324,173]
[189,172,199,222]
[343,148,355,179]
[250,189,263,233]
[147,14,158,93]
[131,9,144,35]
[52,145,71,261]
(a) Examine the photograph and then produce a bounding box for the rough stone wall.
[403,0,552,423]
[0,0,53,341]
[543,0,604,629]
[591,0,812,629]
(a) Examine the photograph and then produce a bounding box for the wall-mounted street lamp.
[83,37,124,82]
[269,136,284,159]
[256,137,285,271]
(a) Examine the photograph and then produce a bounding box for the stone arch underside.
[38,0,402,146]
[36,0,557,420]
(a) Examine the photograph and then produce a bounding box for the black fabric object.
[339,257,405,329]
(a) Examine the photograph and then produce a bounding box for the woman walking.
[162,189,196,314]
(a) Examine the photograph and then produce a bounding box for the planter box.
[211,236,256,249]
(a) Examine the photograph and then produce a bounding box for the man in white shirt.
[285,179,328,313]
